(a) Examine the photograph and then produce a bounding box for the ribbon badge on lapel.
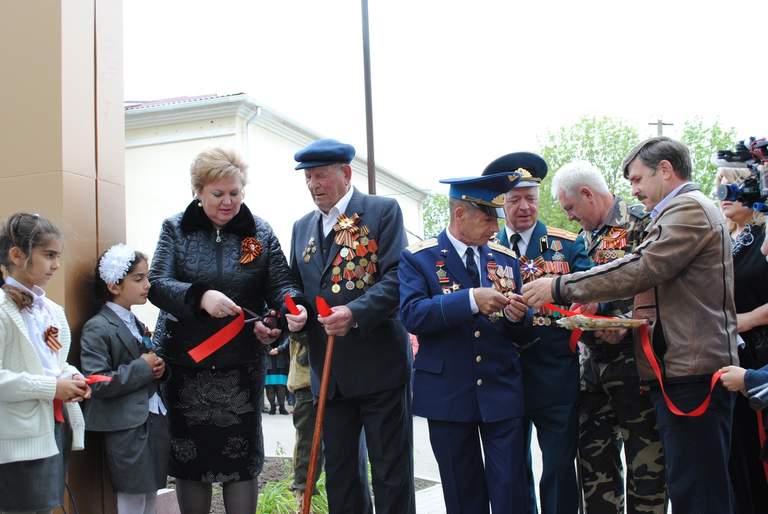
[239,237,263,265]
[333,213,369,248]
[519,256,546,283]
[44,326,61,352]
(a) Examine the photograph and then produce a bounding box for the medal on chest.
[594,227,628,264]
[329,214,377,294]
[519,256,546,283]
[302,237,317,263]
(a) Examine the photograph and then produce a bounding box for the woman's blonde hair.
[715,166,765,233]
[190,147,248,195]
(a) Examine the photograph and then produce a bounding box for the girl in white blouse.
[0,212,90,514]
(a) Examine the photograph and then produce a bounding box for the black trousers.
[322,384,414,514]
[650,382,735,514]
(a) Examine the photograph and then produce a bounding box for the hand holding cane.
[302,296,335,514]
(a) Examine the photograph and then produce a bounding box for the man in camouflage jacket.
[549,161,667,514]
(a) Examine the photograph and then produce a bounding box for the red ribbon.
[541,303,611,353]
[285,294,300,316]
[187,311,246,364]
[316,296,333,317]
[543,303,721,417]
[638,324,722,417]
[54,375,113,422]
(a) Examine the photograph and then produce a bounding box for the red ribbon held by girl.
[53,374,113,422]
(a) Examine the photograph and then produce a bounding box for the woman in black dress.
[718,167,768,514]
[149,147,305,514]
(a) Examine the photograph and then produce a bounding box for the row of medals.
[487,261,517,322]
[330,237,378,293]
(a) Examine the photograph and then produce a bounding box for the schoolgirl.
[80,244,169,514]
[0,212,88,514]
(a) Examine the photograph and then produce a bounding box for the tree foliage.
[680,118,737,198]
[538,116,639,232]
[422,192,449,238]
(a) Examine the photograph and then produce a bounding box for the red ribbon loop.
[187,311,246,364]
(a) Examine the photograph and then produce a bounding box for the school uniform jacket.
[80,305,161,432]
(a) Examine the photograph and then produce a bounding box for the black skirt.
[0,421,71,511]
[104,413,170,494]
[164,363,264,483]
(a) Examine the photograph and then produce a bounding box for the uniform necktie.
[510,233,522,257]
[465,247,480,288]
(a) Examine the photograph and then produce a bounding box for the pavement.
[262,413,545,513]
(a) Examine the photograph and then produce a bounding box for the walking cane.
[302,296,336,514]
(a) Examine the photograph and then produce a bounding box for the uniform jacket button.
[476,378,483,386]
[475,355,482,363]
[474,330,481,338]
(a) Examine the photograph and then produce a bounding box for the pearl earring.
[197,199,202,207]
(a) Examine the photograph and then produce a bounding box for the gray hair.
[551,160,610,200]
[622,137,692,180]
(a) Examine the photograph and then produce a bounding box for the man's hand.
[254,321,281,345]
[522,278,555,309]
[286,304,308,332]
[570,303,598,316]
[473,288,509,316]
[503,293,528,322]
[595,328,628,344]
[318,305,355,337]
[719,365,747,393]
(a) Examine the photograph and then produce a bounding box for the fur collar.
[180,200,256,238]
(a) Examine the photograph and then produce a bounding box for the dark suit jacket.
[399,230,526,422]
[290,188,410,398]
[497,220,591,411]
[80,306,160,432]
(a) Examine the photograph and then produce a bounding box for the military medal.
[550,240,563,253]
[333,213,369,248]
[44,326,61,352]
[303,237,317,263]
[436,261,450,284]
[519,256,546,283]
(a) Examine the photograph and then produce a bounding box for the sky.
[124,0,768,194]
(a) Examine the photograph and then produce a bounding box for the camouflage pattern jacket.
[580,197,649,386]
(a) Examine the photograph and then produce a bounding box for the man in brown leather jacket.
[523,137,739,514]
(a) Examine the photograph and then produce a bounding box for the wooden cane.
[302,297,336,514]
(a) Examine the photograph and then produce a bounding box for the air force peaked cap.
[294,139,356,170]
[440,172,521,216]
[482,152,548,188]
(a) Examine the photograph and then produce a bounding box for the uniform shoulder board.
[487,241,516,257]
[628,203,649,219]
[546,227,578,241]
[406,238,438,254]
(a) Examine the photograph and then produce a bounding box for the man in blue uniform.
[483,152,591,514]
[399,172,531,514]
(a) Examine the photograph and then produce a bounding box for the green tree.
[680,118,737,197]
[538,116,640,232]
[422,192,449,238]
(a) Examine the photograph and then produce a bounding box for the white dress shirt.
[446,228,482,314]
[5,277,60,377]
[505,224,536,256]
[319,186,355,237]
[106,302,167,415]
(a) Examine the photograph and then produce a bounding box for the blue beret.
[440,173,520,216]
[482,152,548,188]
[294,139,356,170]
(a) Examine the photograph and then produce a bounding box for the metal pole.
[361,0,376,195]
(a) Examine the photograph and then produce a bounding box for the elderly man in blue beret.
[285,139,415,514]
[399,172,531,513]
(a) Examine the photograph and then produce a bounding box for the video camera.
[715,137,768,212]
